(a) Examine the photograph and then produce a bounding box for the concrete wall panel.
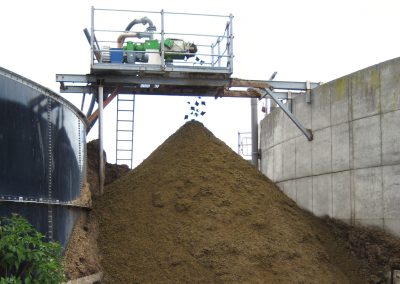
[273,144,283,182]
[312,84,331,130]
[296,177,313,212]
[282,139,296,180]
[380,58,400,113]
[261,148,274,180]
[352,116,381,168]
[279,180,296,202]
[382,110,400,164]
[353,167,383,219]
[260,56,400,237]
[273,110,284,145]
[384,220,400,237]
[351,66,380,120]
[313,174,332,217]
[312,128,332,175]
[293,93,312,129]
[260,114,274,150]
[332,171,351,220]
[332,123,350,172]
[295,136,312,178]
[382,165,400,219]
[283,110,301,141]
[331,76,350,125]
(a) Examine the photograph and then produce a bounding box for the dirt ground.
[324,217,400,283]
[86,139,130,197]
[62,140,130,280]
[64,121,400,283]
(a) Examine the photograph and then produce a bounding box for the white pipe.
[251,98,259,168]
[98,85,104,195]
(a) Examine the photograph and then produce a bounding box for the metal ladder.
[116,93,135,168]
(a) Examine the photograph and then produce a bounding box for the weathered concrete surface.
[332,171,351,220]
[259,57,400,237]
[352,116,381,168]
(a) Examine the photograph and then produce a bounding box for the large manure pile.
[94,121,367,283]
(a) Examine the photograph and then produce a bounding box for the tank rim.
[0,66,89,129]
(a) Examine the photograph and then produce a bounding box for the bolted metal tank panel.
[0,67,88,248]
[0,203,81,248]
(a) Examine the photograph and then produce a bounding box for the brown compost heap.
[94,121,380,283]
[62,140,130,279]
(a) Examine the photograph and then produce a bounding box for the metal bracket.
[305,81,311,104]
[287,91,292,112]
[250,88,313,141]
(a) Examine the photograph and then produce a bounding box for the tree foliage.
[0,214,65,283]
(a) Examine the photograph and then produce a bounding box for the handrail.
[90,7,233,71]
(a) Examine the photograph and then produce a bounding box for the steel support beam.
[56,74,230,87]
[266,80,321,91]
[58,83,305,100]
[250,88,313,141]
[57,74,320,91]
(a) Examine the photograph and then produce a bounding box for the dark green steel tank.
[0,66,88,248]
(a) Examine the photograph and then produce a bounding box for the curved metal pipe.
[125,17,156,33]
[117,17,156,48]
[117,32,153,48]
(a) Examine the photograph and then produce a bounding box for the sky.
[1,0,399,168]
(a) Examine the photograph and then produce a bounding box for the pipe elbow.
[117,33,138,48]
[125,17,156,32]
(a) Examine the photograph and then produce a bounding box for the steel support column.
[251,98,259,168]
[98,85,104,195]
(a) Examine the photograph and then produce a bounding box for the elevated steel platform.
[91,63,233,76]
[56,6,322,193]
[56,73,274,98]
[57,72,320,98]
[88,8,233,76]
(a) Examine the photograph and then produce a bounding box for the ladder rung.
[116,93,134,169]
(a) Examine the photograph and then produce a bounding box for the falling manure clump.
[94,121,368,283]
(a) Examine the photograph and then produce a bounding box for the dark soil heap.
[94,121,374,283]
[87,139,130,196]
[62,140,130,279]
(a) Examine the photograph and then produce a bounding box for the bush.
[0,214,65,283]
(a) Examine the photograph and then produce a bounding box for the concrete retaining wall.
[260,57,400,237]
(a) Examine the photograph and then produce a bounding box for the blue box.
[110,48,123,63]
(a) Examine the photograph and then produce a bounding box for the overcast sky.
[1,0,399,167]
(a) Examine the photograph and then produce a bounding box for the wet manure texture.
[94,121,367,283]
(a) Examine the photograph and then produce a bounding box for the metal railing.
[238,131,252,158]
[90,7,233,74]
